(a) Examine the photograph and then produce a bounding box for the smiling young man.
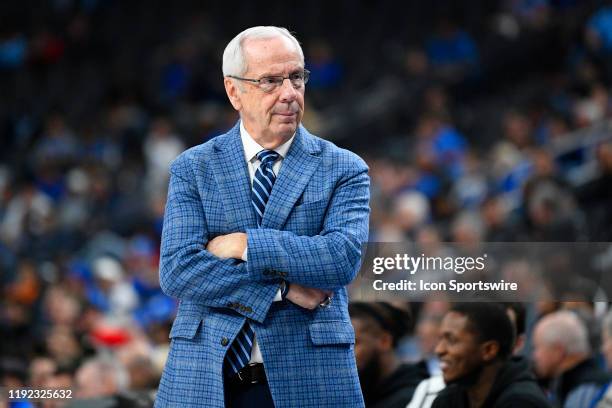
[432,303,550,408]
[155,26,370,408]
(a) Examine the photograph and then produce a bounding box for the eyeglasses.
[227,69,310,93]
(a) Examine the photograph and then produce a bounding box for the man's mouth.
[439,360,451,371]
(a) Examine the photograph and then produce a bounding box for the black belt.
[227,363,268,386]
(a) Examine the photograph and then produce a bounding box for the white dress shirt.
[239,121,295,363]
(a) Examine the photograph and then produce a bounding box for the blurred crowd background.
[2,0,612,406]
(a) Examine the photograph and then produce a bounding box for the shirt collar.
[240,121,295,163]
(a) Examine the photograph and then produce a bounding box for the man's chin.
[443,366,483,387]
[273,123,298,137]
[442,372,457,384]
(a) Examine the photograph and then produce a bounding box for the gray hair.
[79,357,129,392]
[222,26,304,77]
[537,310,591,354]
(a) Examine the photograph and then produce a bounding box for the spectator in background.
[586,5,612,54]
[45,325,83,369]
[143,116,185,197]
[409,302,531,408]
[391,190,431,241]
[39,364,76,408]
[33,113,79,170]
[602,307,612,372]
[74,357,128,399]
[67,356,157,408]
[29,357,57,388]
[572,83,611,128]
[1,357,29,389]
[575,141,612,240]
[406,303,449,408]
[87,256,139,322]
[532,310,609,407]
[0,31,28,69]
[413,302,449,376]
[504,302,528,355]
[0,182,54,252]
[306,39,342,90]
[350,302,429,408]
[521,170,583,241]
[561,300,604,355]
[450,152,488,209]
[425,17,480,83]
[414,112,467,182]
[450,211,485,246]
[593,310,612,408]
[491,109,533,188]
[432,303,550,408]
[481,195,519,241]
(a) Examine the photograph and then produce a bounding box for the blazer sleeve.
[159,156,279,323]
[245,154,370,291]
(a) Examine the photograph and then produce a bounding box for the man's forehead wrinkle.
[243,37,302,74]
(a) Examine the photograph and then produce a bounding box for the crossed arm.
[206,233,332,309]
[159,154,370,321]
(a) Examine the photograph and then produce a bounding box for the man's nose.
[434,340,445,356]
[278,78,298,102]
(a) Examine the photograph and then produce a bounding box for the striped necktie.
[225,149,279,376]
[251,149,279,224]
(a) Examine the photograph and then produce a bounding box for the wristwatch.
[280,280,290,300]
[319,296,332,308]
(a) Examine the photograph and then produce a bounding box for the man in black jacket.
[350,302,429,408]
[532,310,609,407]
[432,303,550,408]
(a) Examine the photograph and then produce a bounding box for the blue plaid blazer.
[155,122,370,407]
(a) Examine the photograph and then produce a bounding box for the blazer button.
[221,337,229,346]
[245,307,253,313]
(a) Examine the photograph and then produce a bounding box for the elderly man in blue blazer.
[155,26,370,408]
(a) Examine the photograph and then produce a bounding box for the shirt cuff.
[241,247,248,262]
[273,289,282,302]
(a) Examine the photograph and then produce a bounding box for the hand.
[285,283,333,310]
[206,233,247,260]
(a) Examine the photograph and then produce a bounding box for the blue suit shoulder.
[168,136,219,179]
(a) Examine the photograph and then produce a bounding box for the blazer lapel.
[211,123,259,231]
[262,126,321,230]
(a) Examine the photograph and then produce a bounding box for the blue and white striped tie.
[251,150,279,224]
[226,149,279,376]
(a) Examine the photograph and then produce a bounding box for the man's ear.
[224,77,242,111]
[480,340,500,362]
